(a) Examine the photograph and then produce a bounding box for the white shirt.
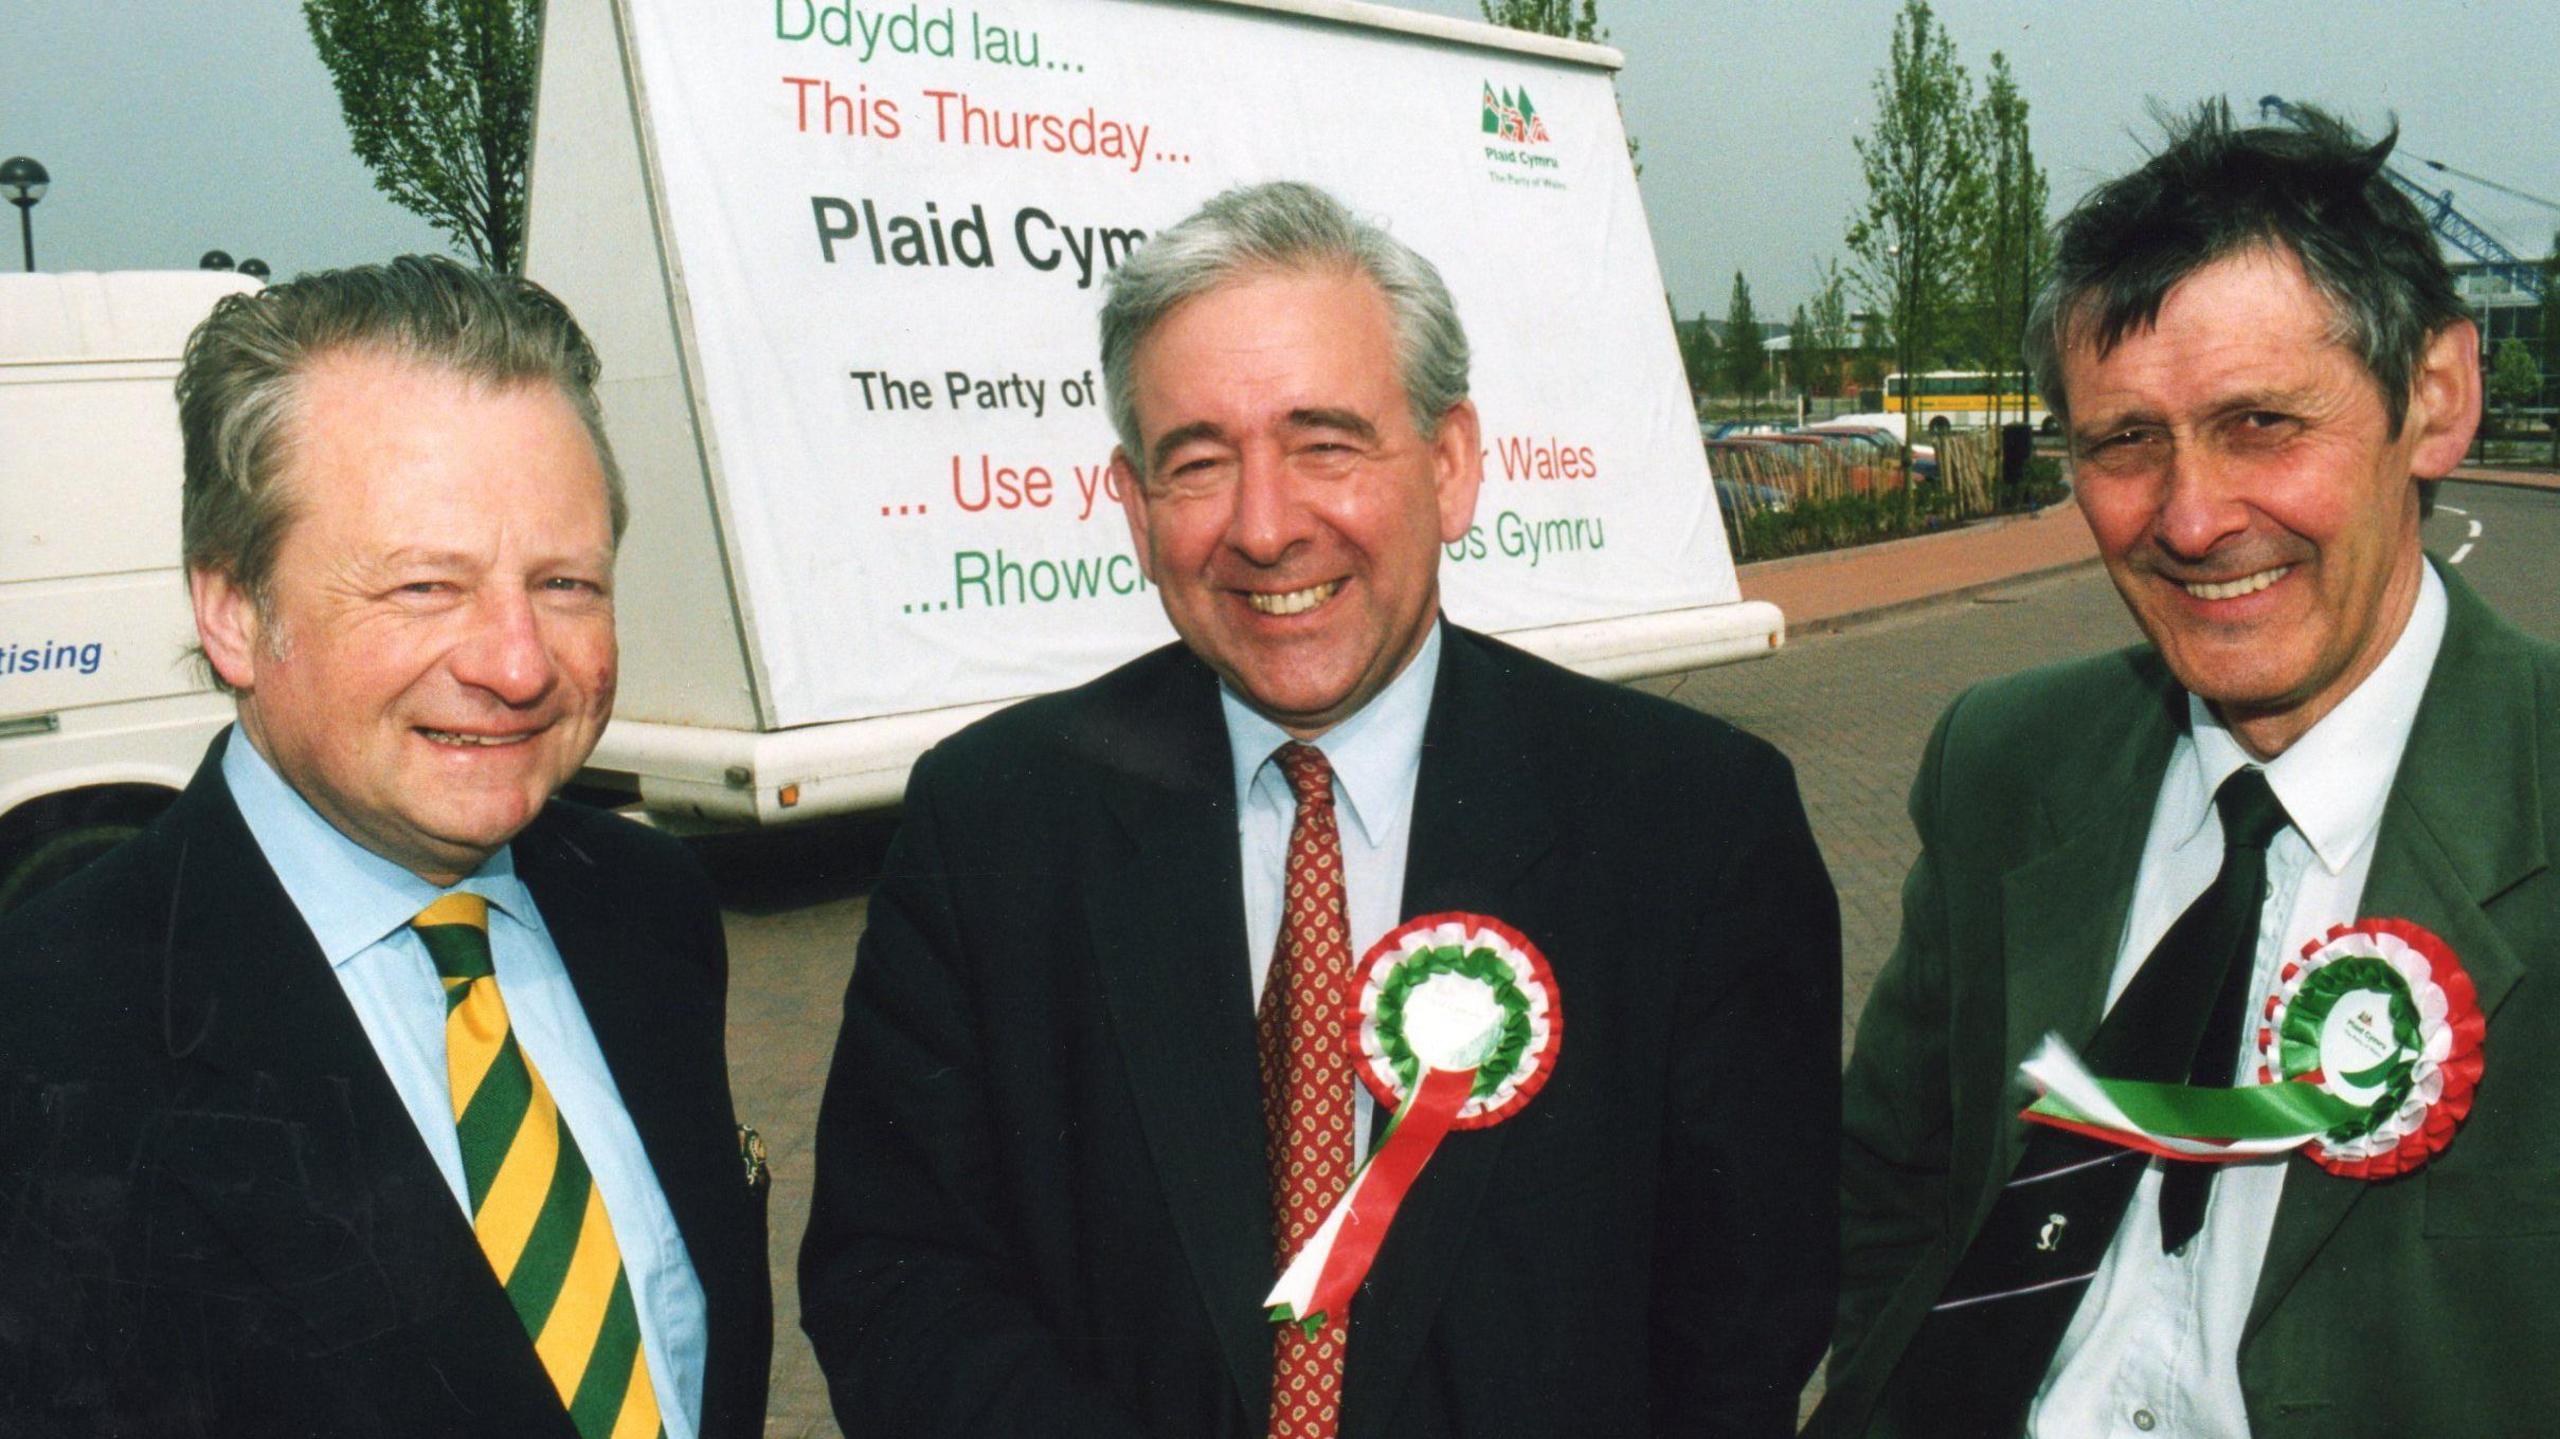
[1224,622,1443,1157]
[2031,563,2448,1438]
[221,732,708,1438]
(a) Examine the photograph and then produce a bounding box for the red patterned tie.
[1257,741,1354,1439]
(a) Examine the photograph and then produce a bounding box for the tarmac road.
[715,477,2560,1438]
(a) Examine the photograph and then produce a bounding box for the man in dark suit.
[1819,104,2559,1438]
[799,181,1840,1437]
[0,257,770,1437]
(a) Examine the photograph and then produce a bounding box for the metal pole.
[14,204,30,272]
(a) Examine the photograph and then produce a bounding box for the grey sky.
[8,1,2556,320]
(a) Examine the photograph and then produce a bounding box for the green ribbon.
[2030,1075,2364,1141]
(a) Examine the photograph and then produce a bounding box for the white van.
[0,270,258,910]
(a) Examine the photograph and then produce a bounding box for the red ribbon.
[1300,1064,1477,1324]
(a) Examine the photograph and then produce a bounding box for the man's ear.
[190,567,262,691]
[1430,399,1485,543]
[1111,448,1155,583]
[2407,319,2483,479]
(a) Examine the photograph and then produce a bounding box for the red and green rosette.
[1264,914,1560,1334]
[2018,918,2483,1179]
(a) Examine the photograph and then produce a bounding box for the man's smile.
[416,725,544,748]
[2176,564,2294,602]
[1242,579,1344,617]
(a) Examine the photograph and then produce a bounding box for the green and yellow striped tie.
[414,892,665,1439]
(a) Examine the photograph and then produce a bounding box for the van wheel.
[0,822,142,913]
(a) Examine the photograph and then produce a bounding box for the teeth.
[2182,566,2291,601]
[421,729,532,747]
[1246,581,1341,616]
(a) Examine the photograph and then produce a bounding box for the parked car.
[1807,422,1938,483]
[1713,477,1792,528]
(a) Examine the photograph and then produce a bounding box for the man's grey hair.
[1098,181,1471,473]
[2024,99,2467,438]
[177,254,627,630]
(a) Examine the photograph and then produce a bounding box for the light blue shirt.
[1223,622,1443,1154]
[222,732,707,1438]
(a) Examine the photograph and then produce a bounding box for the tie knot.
[2214,767,2290,854]
[1274,741,1335,812]
[413,892,494,982]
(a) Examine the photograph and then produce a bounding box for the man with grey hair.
[800,180,1838,1437]
[1817,101,2560,1437]
[0,255,771,1438]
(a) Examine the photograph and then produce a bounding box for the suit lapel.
[516,818,736,1269]
[157,738,575,1434]
[515,812,759,1423]
[2247,567,2546,1336]
[1992,663,2180,1191]
[1345,629,1558,1439]
[1082,651,1277,1419]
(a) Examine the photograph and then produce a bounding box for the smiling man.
[1817,104,2560,1438]
[0,257,770,1438]
[799,182,1840,1438]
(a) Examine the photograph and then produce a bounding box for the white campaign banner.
[621,0,1730,727]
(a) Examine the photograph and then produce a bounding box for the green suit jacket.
[1819,562,2560,1439]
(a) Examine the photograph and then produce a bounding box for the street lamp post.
[0,157,48,272]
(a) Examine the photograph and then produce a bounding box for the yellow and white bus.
[1884,371,2056,435]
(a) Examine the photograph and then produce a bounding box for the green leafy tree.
[1848,0,1984,472]
[1479,0,1604,40]
[1783,303,1816,398]
[1972,51,2049,427]
[1724,271,1766,417]
[305,0,540,273]
[1479,0,1640,175]
[2541,233,2560,464]
[2491,339,2541,424]
[1852,312,1890,393]
[1803,261,1852,398]
[1679,310,1719,403]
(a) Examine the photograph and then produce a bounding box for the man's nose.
[1221,451,1314,565]
[2153,438,2253,561]
[448,588,558,706]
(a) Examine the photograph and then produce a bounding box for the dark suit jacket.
[1820,563,2560,1438]
[0,732,772,1438]
[799,624,1841,1438]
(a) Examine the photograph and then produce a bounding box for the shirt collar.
[219,726,533,966]
[2177,561,2448,874]
[1222,622,1444,849]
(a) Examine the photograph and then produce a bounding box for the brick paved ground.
[711,481,2553,1436]
[1646,566,2138,1049]
[1737,501,2099,635]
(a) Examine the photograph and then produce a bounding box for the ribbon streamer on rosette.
[2018,918,2483,1180]
[1264,914,1560,1336]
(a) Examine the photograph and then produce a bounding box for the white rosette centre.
[1399,971,1506,1072]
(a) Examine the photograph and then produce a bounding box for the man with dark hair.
[1816,101,2560,1436]
[0,256,771,1438]
[799,181,1840,1438]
